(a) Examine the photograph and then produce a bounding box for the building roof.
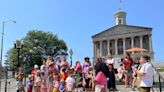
[92,25,152,39]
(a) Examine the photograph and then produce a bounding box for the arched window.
[118,17,123,24]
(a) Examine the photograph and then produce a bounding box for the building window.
[134,36,140,48]
[110,40,115,55]
[95,42,100,57]
[118,17,122,24]
[118,39,123,55]
[102,40,107,56]
[143,35,149,51]
[125,38,131,50]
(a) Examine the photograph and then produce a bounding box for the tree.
[5,30,67,71]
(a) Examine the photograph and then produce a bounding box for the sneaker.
[131,88,135,91]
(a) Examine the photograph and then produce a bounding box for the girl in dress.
[48,71,53,92]
[53,75,60,92]
[16,76,25,92]
[26,75,33,92]
[34,70,41,92]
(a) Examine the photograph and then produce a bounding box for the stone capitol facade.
[92,10,154,63]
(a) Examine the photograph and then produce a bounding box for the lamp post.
[69,49,73,67]
[0,20,16,90]
[4,66,8,92]
[14,40,23,67]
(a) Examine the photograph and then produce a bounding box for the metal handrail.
[151,62,164,92]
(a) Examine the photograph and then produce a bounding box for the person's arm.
[137,65,147,76]
[137,71,146,76]
[123,63,126,72]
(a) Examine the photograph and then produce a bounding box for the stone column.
[131,37,134,48]
[131,37,134,54]
[140,36,143,48]
[107,40,110,55]
[149,34,153,52]
[123,38,126,54]
[93,42,96,58]
[115,39,118,55]
[100,41,102,57]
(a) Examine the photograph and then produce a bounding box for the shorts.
[127,69,132,73]
[95,84,105,92]
[67,85,73,91]
[85,78,91,88]
[125,69,132,74]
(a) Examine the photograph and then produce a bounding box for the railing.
[151,62,164,92]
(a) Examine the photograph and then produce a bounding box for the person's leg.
[129,72,133,87]
[124,73,128,87]
[132,77,137,89]
[34,86,37,92]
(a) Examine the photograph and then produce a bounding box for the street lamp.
[14,40,24,67]
[69,49,73,67]
[0,20,16,90]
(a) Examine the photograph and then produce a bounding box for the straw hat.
[34,64,39,69]
[28,74,32,78]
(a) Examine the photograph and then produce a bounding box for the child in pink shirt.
[94,58,109,92]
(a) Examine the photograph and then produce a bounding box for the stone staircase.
[0,73,164,92]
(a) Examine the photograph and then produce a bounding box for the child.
[53,75,60,92]
[40,71,47,92]
[59,80,65,92]
[84,67,93,92]
[117,64,124,84]
[94,58,109,92]
[107,64,116,91]
[26,75,33,92]
[34,70,41,92]
[48,71,53,92]
[16,76,24,92]
[65,71,75,92]
[75,73,83,92]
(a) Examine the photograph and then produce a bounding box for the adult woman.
[82,57,91,91]
[123,53,133,88]
[82,57,91,75]
[74,61,82,73]
[60,58,69,73]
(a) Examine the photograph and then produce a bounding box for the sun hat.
[34,64,39,69]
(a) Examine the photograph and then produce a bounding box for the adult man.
[106,54,115,66]
[135,55,154,92]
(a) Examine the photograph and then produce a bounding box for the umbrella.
[125,47,147,52]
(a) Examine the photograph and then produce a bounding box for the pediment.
[92,25,152,39]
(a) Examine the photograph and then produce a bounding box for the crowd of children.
[16,56,96,92]
[15,53,144,92]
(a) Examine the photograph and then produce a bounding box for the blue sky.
[0,0,164,65]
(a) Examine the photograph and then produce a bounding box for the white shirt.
[65,76,75,91]
[140,62,154,87]
[106,58,115,65]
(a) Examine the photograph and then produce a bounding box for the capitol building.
[92,10,154,62]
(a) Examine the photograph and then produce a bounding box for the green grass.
[158,67,164,72]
